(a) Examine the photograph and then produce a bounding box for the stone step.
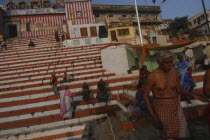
[0,99,118,124]
[0,106,112,137]
[0,62,99,78]
[0,43,106,57]
[0,81,127,103]
[0,72,114,93]
[14,124,86,140]
[0,56,101,75]
[0,61,102,78]
[0,71,110,89]
[0,113,107,138]
[0,68,105,85]
[0,79,131,105]
[0,66,103,82]
[0,74,137,95]
[0,52,100,68]
[0,47,100,64]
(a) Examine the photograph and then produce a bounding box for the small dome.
[6,0,17,10]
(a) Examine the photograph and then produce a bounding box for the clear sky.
[0,0,210,19]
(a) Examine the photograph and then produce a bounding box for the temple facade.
[4,0,66,38]
[3,0,109,46]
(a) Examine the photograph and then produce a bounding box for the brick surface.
[193,75,204,82]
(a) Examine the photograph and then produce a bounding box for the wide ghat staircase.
[0,35,139,140]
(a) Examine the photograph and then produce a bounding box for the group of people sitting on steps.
[50,72,111,119]
[50,72,74,95]
[82,79,111,103]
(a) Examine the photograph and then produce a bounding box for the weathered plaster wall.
[126,48,135,69]
[101,46,129,75]
[63,36,109,47]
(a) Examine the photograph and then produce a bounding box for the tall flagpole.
[40,0,43,8]
[134,0,144,45]
[201,0,210,35]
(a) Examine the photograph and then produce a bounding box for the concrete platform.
[88,115,209,140]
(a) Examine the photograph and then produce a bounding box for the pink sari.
[60,89,73,119]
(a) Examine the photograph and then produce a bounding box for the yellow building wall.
[108,26,136,44]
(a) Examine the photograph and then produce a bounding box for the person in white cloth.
[184,47,195,71]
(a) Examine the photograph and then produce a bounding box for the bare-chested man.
[204,68,210,98]
[143,51,204,140]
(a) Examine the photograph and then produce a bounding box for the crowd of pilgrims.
[48,46,210,133]
[49,49,210,120]
[50,72,110,119]
[51,51,200,120]
[136,53,197,111]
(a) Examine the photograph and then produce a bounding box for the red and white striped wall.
[20,14,66,26]
[20,29,63,38]
[20,14,66,37]
[65,0,95,25]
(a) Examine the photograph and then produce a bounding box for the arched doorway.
[7,24,17,38]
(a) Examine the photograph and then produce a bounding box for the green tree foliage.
[189,29,201,39]
[168,16,189,36]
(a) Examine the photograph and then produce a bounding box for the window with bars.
[197,17,201,24]
[117,28,130,36]
[201,15,205,20]
[26,23,30,31]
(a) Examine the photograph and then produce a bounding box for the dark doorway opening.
[26,23,30,31]
[8,24,17,38]
[99,26,108,38]
[110,31,117,41]
[152,37,157,43]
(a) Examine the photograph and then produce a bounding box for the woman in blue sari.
[175,54,195,103]
[175,54,192,91]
